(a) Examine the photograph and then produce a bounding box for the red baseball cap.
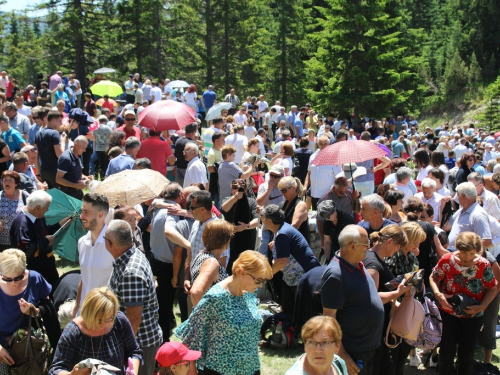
[155,342,201,367]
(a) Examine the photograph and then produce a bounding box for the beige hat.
[336,163,367,180]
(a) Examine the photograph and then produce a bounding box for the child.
[156,342,201,375]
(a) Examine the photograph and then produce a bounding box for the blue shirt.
[391,140,405,157]
[106,154,135,177]
[275,222,320,273]
[202,90,216,110]
[2,127,25,151]
[358,218,396,238]
[445,157,456,170]
[57,148,83,183]
[0,271,51,343]
[383,173,418,194]
[28,123,40,145]
[294,116,304,137]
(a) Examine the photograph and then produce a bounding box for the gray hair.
[361,193,386,213]
[74,135,88,145]
[125,136,141,150]
[338,225,362,249]
[185,143,199,154]
[57,83,65,90]
[27,190,52,210]
[0,114,9,124]
[421,178,437,189]
[456,182,477,199]
[134,158,151,169]
[163,182,183,200]
[106,219,133,247]
[58,300,76,329]
[487,159,497,170]
[494,164,500,174]
[396,167,412,182]
[467,172,484,185]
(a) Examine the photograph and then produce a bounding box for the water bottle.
[272,321,284,344]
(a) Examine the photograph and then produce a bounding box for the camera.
[238,187,245,192]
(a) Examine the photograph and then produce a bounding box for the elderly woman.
[317,200,355,263]
[384,189,406,224]
[175,251,272,375]
[0,171,29,251]
[286,316,347,375]
[363,225,410,375]
[430,232,498,375]
[278,176,309,242]
[49,287,142,375]
[271,141,295,176]
[190,220,233,307]
[218,145,260,203]
[221,179,259,274]
[0,249,60,374]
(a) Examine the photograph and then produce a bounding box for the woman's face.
[394,199,403,211]
[385,238,402,257]
[0,268,27,288]
[456,249,478,266]
[250,143,259,153]
[93,312,116,335]
[122,209,138,231]
[419,211,432,222]
[328,210,338,223]
[402,241,421,256]
[304,329,340,371]
[2,175,17,191]
[226,152,236,162]
[280,184,296,200]
[467,156,475,168]
[240,269,267,292]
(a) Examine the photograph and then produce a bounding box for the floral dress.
[385,249,419,277]
[432,252,498,318]
[174,283,261,375]
[0,191,25,246]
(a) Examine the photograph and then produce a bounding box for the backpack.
[260,313,295,349]
[404,296,442,350]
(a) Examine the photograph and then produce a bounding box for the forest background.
[2,0,500,125]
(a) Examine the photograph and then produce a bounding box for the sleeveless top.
[280,195,310,242]
[191,251,228,286]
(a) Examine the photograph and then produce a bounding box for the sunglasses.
[249,274,266,285]
[189,205,203,212]
[125,118,136,121]
[2,271,25,283]
[269,174,281,179]
[32,116,39,120]
[280,188,289,194]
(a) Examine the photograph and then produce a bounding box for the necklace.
[90,334,104,359]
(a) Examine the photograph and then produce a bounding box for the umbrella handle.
[350,164,356,192]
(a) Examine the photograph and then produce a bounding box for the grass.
[55,257,500,374]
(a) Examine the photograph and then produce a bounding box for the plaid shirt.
[224,94,240,109]
[109,246,162,348]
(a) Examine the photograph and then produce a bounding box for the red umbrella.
[138,100,196,131]
[311,140,387,166]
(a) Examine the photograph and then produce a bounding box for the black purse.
[4,307,50,375]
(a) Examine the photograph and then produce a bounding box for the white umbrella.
[205,102,233,121]
[93,67,116,74]
[167,80,190,88]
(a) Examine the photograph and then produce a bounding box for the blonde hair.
[280,141,295,157]
[370,224,408,247]
[278,176,304,198]
[246,138,260,151]
[301,316,342,343]
[0,249,26,276]
[232,250,272,280]
[401,221,426,245]
[80,288,119,330]
[455,232,482,253]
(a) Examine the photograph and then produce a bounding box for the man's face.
[422,186,435,200]
[360,202,376,222]
[73,142,88,157]
[1,72,6,78]
[189,198,205,221]
[259,95,264,101]
[318,140,329,150]
[333,184,349,198]
[183,146,197,162]
[4,107,16,120]
[25,146,38,163]
[34,202,50,219]
[80,202,99,231]
[214,137,225,149]
[230,89,235,95]
[352,231,370,263]
[124,114,136,127]
[14,96,23,106]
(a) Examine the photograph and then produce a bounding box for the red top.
[432,252,497,317]
[116,125,142,141]
[101,100,115,113]
[135,137,173,175]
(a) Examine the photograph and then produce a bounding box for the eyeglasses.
[248,274,266,285]
[269,174,281,179]
[305,340,336,349]
[189,205,203,212]
[99,316,115,324]
[32,116,39,120]
[125,118,136,121]
[183,150,195,154]
[354,241,371,248]
[280,188,289,194]
[1,271,25,283]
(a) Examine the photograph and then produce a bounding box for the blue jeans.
[89,151,98,175]
[258,228,272,256]
[213,192,221,211]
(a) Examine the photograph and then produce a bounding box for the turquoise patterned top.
[285,354,347,375]
[174,283,261,374]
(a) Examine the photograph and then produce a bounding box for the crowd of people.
[0,70,499,375]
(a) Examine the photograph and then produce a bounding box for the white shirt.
[233,113,247,125]
[224,133,248,163]
[77,225,114,314]
[184,92,197,106]
[150,87,162,103]
[17,105,32,118]
[454,144,469,160]
[481,188,500,221]
[184,156,208,188]
[258,100,268,113]
[394,183,413,204]
[244,125,257,140]
[437,186,451,196]
[308,150,340,198]
[415,192,443,222]
[417,165,433,181]
[0,75,7,90]
[256,134,266,156]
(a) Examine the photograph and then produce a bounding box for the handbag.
[4,307,50,375]
[385,292,425,348]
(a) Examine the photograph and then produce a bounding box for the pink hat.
[155,342,201,367]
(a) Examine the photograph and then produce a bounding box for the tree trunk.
[223,0,230,92]
[205,0,213,84]
[155,1,162,79]
[73,0,86,92]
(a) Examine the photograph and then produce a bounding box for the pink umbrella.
[138,100,196,132]
[311,140,387,166]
